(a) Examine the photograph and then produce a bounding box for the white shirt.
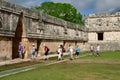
[90,46,94,50]
[96,46,100,51]
[58,48,62,54]
[69,46,73,52]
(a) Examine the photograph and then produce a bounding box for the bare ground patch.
[61,58,120,64]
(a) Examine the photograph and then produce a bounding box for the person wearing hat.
[31,44,37,59]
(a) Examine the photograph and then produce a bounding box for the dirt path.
[63,58,120,64]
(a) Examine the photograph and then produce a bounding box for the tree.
[33,2,84,25]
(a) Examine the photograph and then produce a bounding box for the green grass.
[0,63,120,80]
[82,50,120,59]
[0,61,43,72]
[0,50,120,80]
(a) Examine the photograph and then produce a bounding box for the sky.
[6,0,120,15]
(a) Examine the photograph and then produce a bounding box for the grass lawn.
[0,61,43,72]
[82,50,120,59]
[0,51,120,80]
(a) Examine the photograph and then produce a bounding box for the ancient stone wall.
[0,0,88,61]
[85,13,120,32]
[85,12,120,51]
[0,37,12,61]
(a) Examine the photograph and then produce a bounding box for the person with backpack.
[75,45,80,58]
[60,44,65,60]
[31,44,37,59]
[43,44,49,60]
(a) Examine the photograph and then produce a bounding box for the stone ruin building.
[0,0,120,61]
[0,0,88,61]
[85,13,120,51]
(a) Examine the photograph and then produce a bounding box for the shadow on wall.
[12,12,23,59]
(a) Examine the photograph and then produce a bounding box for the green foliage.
[33,2,84,25]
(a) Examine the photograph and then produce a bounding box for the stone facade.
[0,0,120,62]
[0,37,12,61]
[0,0,88,61]
[85,12,120,51]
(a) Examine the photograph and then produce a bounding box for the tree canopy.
[33,2,84,25]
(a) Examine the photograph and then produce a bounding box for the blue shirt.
[76,47,80,53]
[19,44,23,52]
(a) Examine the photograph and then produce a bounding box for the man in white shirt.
[57,46,62,60]
[68,44,74,60]
[96,44,100,56]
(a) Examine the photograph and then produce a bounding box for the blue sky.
[6,0,120,15]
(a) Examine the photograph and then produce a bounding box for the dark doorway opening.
[12,13,23,59]
[37,39,41,55]
[0,17,2,28]
[98,33,103,40]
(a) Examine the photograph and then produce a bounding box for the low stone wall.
[89,41,120,51]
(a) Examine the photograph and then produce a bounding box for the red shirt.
[44,46,48,51]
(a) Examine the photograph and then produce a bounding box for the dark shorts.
[32,51,36,55]
[90,50,94,53]
[45,51,48,56]
[75,52,79,55]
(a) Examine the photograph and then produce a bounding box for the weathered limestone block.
[0,37,12,61]
[104,32,120,41]
[88,33,98,41]
[85,13,120,32]
[89,41,120,51]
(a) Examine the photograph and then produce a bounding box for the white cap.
[32,44,35,46]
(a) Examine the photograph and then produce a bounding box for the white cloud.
[51,0,120,13]
[5,0,120,14]
[50,0,95,13]
[6,0,43,7]
[95,0,120,13]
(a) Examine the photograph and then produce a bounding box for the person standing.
[96,44,100,56]
[18,42,23,59]
[57,45,62,60]
[60,44,65,59]
[90,44,95,56]
[31,44,37,59]
[68,44,74,60]
[43,44,49,60]
[75,45,80,58]
[22,46,26,59]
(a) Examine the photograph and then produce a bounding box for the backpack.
[47,47,49,51]
[35,48,37,51]
[62,48,66,52]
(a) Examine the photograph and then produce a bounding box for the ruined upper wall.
[85,12,120,32]
[85,12,120,18]
[0,0,84,30]
[0,0,88,41]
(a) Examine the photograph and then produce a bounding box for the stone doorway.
[12,13,23,59]
[37,39,41,56]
